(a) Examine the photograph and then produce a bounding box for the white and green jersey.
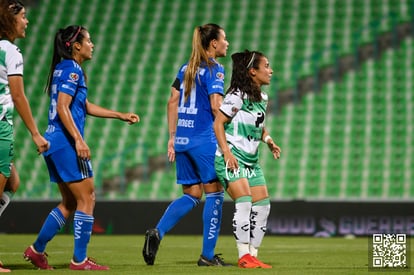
[217,89,268,166]
[0,40,24,125]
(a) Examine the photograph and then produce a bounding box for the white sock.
[0,192,11,217]
[250,202,271,251]
[249,244,258,257]
[233,198,252,258]
[237,242,250,259]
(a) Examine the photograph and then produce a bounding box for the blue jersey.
[174,59,225,151]
[44,59,87,155]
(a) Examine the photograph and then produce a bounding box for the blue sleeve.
[206,64,225,96]
[57,65,81,97]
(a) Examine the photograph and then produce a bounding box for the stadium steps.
[264,38,413,200]
[11,0,413,200]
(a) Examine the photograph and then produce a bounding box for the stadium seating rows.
[12,0,413,200]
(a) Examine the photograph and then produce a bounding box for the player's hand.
[122,112,140,124]
[75,138,91,160]
[167,138,175,162]
[267,140,281,159]
[224,151,239,171]
[33,133,49,154]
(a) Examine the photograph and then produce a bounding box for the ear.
[74,41,81,51]
[211,39,217,49]
[249,67,256,76]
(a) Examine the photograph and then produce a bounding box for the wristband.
[264,135,272,143]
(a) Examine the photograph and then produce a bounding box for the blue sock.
[73,211,94,263]
[202,191,224,260]
[33,207,66,252]
[156,194,200,239]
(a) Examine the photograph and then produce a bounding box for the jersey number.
[178,84,198,115]
[48,85,58,120]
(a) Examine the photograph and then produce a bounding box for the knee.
[186,190,202,200]
[75,190,96,213]
[7,180,19,193]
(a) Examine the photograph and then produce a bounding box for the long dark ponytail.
[45,25,86,95]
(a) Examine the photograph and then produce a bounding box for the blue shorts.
[175,143,218,185]
[44,146,93,183]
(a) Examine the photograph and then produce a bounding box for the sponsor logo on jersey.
[53,70,62,77]
[175,136,189,145]
[15,61,23,69]
[177,119,195,128]
[69,72,79,82]
[216,72,224,80]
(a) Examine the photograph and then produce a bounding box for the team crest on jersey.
[231,107,239,116]
[69,73,79,82]
[216,72,224,80]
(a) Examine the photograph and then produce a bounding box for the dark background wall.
[1,201,413,236]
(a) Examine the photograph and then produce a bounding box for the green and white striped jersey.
[0,40,24,125]
[217,89,268,166]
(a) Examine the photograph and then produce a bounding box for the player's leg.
[228,179,260,268]
[143,151,201,265]
[67,176,109,270]
[0,172,10,272]
[248,164,271,268]
[143,183,201,265]
[156,184,202,239]
[215,156,260,268]
[24,154,73,270]
[1,164,20,216]
[0,173,9,217]
[32,182,75,251]
[0,134,14,217]
[197,181,228,266]
[195,143,227,266]
[154,150,202,238]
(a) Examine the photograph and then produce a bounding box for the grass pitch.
[0,234,409,274]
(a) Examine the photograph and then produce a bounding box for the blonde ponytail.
[183,24,219,102]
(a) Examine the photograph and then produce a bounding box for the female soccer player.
[143,23,230,266]
[23,25,139,271]
[0,0,49,272]
[214,50,281,269]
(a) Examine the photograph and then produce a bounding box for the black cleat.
[197,254,232,266]
[142,228,160,265]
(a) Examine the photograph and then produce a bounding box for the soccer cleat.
[142,228,160,265]
[23,245,54,270]
[238,253,261,268]
[197,254,232,266]
[0,261,11,273]
[69,257,109,270]
[252,256,272,268]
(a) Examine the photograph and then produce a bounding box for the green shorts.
[0,121,14,178]
[214,154,266,189]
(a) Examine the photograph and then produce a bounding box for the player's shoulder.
[58,60,83,76]
[0,40,22,56]
[179,63,188,73]
[211,59,224,71]
[59,59,82,71]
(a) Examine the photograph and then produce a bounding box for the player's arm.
[85,100,139,124]
[213,111,238,170]
[9,75,49,153]
[261,127,281,159]
[209,93,223,118]
[57,92,90,159]
[167,81,180,162]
